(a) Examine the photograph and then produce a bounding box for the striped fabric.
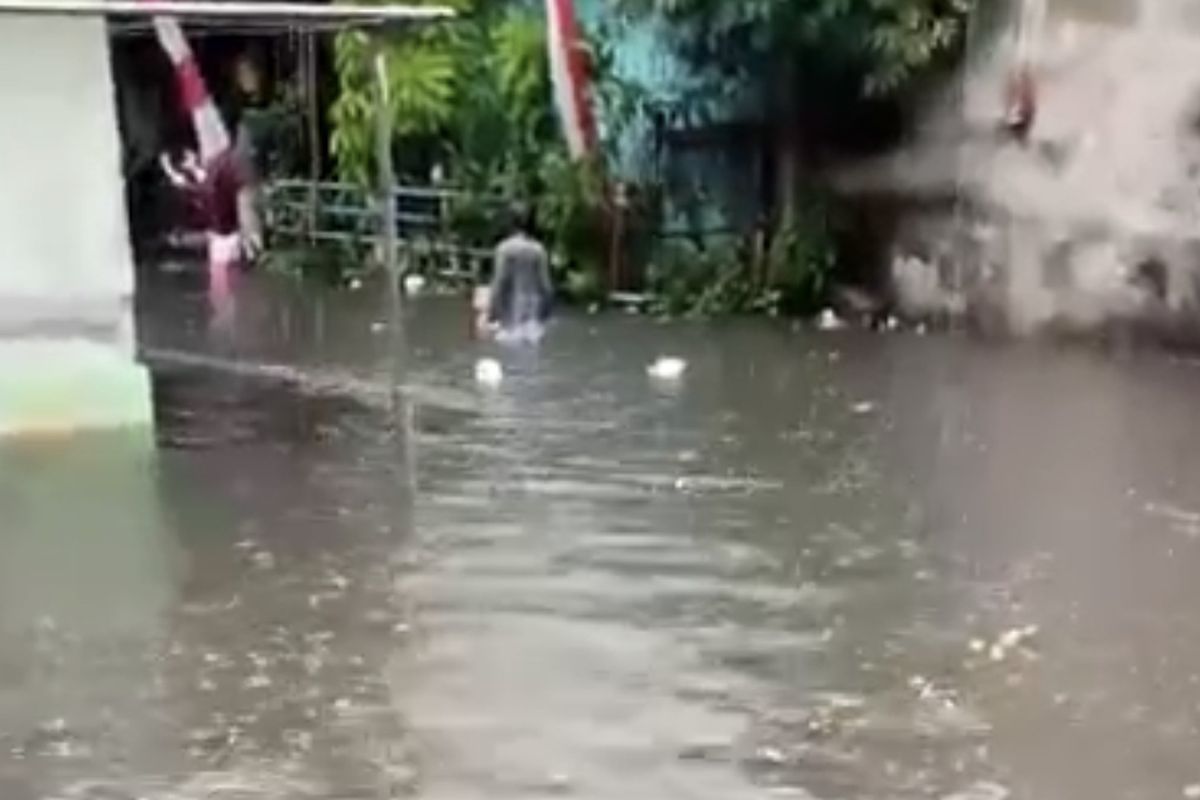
[147,12,230,164]
[545,0,596,160]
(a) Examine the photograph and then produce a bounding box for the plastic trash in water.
[648,357,687,380]
[816,308,845,331]
[403,274,427,295]
[474,358,503,386]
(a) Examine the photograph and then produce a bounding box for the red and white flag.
[545,0,597,160]
[147,12,230,164]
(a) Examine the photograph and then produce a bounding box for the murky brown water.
[3,271,1200,799]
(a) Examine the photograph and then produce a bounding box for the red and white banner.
[545,0,597,160]
[147,12,230,164]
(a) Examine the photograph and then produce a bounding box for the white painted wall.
[0,13,134,351]
[0,12,151,433]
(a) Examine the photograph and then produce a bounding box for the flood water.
[4,271,1200,799]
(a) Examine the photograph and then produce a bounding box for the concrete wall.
[0,13,151,434]
[837,0,1200,339]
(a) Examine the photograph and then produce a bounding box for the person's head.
[509,202,535,236]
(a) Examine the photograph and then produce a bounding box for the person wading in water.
[479,203,554,343]
[159,144,251,302]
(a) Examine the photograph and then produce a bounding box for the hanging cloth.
[1004,0,1045,139]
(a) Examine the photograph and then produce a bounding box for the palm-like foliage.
[329,0,474,185]
[615,0,974,99]
[330,0,564,188]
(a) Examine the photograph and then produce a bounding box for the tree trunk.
[302,31,321,240]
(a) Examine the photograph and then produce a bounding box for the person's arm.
[182,150,207,184]
[159,153,188,188]
[537,246,554,321]
[487,247,510,323]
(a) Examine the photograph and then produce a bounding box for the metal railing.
[264,179,502,281]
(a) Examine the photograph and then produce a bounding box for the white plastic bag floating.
[647,357,687,380]
[404,274,427,295]
[474,358,503,386]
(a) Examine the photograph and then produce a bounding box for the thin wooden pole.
[303,30,321,240]
[374,44,399,289]
[373,38,406,419]
[372,39,415,492]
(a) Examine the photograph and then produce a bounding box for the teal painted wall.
[572,0,768,235]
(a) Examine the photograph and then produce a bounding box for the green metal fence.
[263,179,502,282]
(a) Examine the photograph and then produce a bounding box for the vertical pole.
[949,0,979,299]
[372,37,416,503]
[607,181,627,295]
[304,29,321,240]
[373,42,399,291]
[372,37,406,421]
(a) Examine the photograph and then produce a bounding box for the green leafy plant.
[644,191,836,318]
[646,236,746,317]
[494,12,552,157]
[261,239,365,285]
[766,193,837,315]
[241,86,306,179]
[615,0,973,99]
[318,1,661,308]
[536,151,609,297]
[329,0,471,186]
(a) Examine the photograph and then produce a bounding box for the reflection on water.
[2,272,1200,798]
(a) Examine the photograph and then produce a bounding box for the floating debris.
[244,674,272,690]
[283,729,314,754]
[851,401,878,415]
[768,788,818,799]
[971,625,1039,663]
[648,356,687,380]
[753,745,788,766]
[250,550,276,570]
[1144,501,1200,538]
[543,772,573,793]
[1184,784,1200,799]
[403,273,428,295]
[474,358,503,386]
[22,718,87,759]
[817,308,846,331]
[942,781,1010,800]
[347,277,363,291]
[678,739,734,762]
